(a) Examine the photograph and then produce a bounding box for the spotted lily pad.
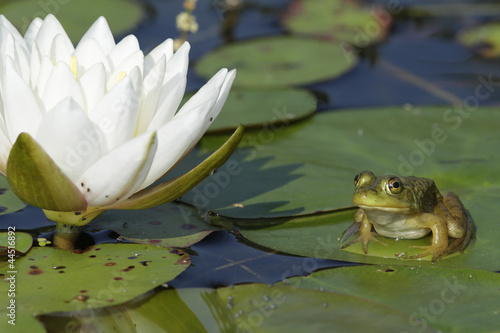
[0,0,144,42]
[183,88,317,134]
[282,0,391,47]
[457,22,500,58]
[178,106,500,221]
[195,36,357,88]
[0,177,26,215]
[88,202,215,248]
[0,231,33,255]
[0,244,189,321]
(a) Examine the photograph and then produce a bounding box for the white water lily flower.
[0,14,237,213]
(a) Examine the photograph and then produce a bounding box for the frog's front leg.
[341,208,387,254]
[405,213,448,262]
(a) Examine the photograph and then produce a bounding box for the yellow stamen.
[115,71,127,85]
[70,56,78,80]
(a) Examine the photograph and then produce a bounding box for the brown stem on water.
[53,223,83,250]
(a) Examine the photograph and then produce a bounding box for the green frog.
[341,171,472,261]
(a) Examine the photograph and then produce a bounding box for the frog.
[340,171,472,262]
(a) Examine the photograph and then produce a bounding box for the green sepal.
[6,132,88,212]
[109,125,244,210]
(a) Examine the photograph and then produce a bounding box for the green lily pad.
[282,0,390,47]
[457,22,500,58]
[89,202,215,248]
[43,288,230,332]
[0,231,33,254]
[195,36,357,88]
[0,0,144,42]
[180,106,500,220]
[184,88,317,134]
[0,244,190,320]
[277,266,500,333]
[235,207,500,270]
[0,177,26,215]
[0,312,45,333]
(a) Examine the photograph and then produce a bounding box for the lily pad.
[0,231,33,254]
[178,106,500,221]
[89,202,215,248]
[235,207,500,270]
[0,243,190,320]
[457,22,500,58]
[195,36,357,88]
[275,265,500,333]
[0,0,144,42]
[183,88,317,134]
[0,177,26,215]
[282,0,390,47]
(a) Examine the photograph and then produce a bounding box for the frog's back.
[401,176,441,212]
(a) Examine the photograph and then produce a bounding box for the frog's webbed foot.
[340,223,387,254]
[405,245,445,262]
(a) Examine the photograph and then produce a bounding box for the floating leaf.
[0,0,144,42]
[178,107,500,222]
[183,88,317,134]
[0,177,26,215]
[457,22,500,58]
[0,244,190,320]
[235,208,500,270]
[195,36,357,88]
[276,266,500,333]
[89,202,215,248]
[282,0,390,47]
[0,231,33,254]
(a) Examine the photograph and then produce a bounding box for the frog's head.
[352,170,417,212]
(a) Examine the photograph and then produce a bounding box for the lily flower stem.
[53,223,83,250]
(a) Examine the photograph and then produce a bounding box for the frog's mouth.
[356,204,411,213]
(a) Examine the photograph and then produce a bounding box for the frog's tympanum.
[341,171,472,261]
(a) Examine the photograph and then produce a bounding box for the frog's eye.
[386,177,403,194]
[354,171,375,188]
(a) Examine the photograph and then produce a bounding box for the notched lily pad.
[0,231,33,254]
[195,36,357,88]
[0,243,190,319]
[0,0,144,42]
[89,202,215,248]
[282,0,391,47]
[457,22,500,58]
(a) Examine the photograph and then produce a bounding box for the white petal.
[89,77,138,151]
[177,68,228,118]
[23,17,43,52]
[2,57,43,142]
[35,14,71,58]
[78,16,115,55]
[73,37,108,75]
[139,107,206,190]
[35,98,104,182]
[77,131,157,206]
[163,41,189,86]
[146,73,186,132]
[50,33,74,65]
[107,34,140,73]
[29,44,41,89]
[107,50,144,91]
[0,16,25,47]
[136,55,166,135]
[79,62,106,113]
[34,55,54,102]
[42,61,85,112]
[0,128,11,176]
[144,38,173,75]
